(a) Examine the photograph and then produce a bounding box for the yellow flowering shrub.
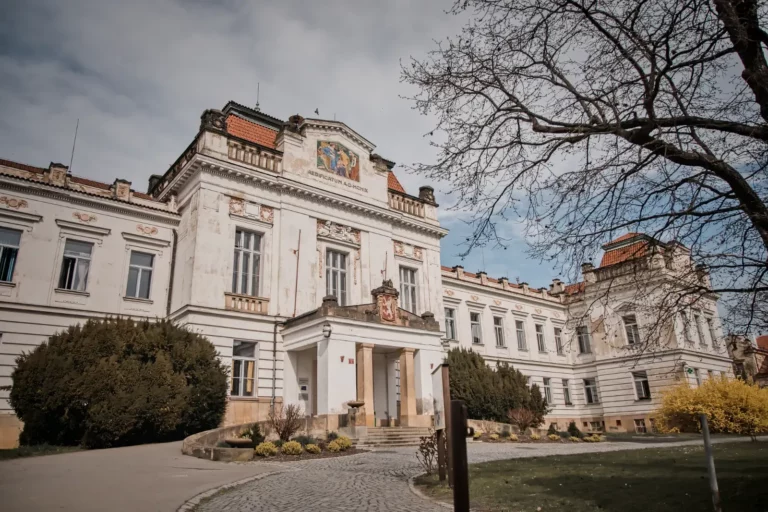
[508,433,519,441]
[254,441,278,457]
[656,378,768,439]
[327,439,342,452]
[281,441,303,455]
[529,433,541,441]
[473,430,483,439]
[305,443,321,454]
[336,436,352,451]
[569,436,581,442]
[548,434,560,441]
[489,433,500,441]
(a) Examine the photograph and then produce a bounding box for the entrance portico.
[282,280,444,429]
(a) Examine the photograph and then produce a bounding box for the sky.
[0,0,564,289]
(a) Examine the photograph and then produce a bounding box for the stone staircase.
[355,426,432,448]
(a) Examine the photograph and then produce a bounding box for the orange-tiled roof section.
[599,233,651,267]
[226,115,277,149]
[564,282,585,295]
[388,172,405,193]
[0,158,45,174]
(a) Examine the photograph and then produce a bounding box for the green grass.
[0,444,81,460]
[416,442,768,512]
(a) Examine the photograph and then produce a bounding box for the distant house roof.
[226,114,278,149]
[387,171,405,193]
[599,233,657,268]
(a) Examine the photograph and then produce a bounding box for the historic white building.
[0,102,734,447]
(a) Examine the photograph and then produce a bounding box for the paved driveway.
[0,441,274,512]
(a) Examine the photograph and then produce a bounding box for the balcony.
[388,191,424,217]
[224,293,270,315]
[227,141,282,173]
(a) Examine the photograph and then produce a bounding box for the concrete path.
[0,441,274,512]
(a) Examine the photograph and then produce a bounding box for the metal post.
[436,429,446,481]
[442,364,453,487]
[699,414,722,512]
[450,400,470,512]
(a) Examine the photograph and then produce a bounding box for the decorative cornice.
[122,232,171,247]
[0,208,42,229]
[56,219,111,237]
[300,118,376,152]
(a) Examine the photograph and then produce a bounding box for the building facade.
[0,102,734,447]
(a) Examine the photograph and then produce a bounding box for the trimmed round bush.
[336,435,352,451]
[327,439,342,452]
[570,436,582,442]
[10,318,228,448]
[255,441,278,457]
[529,433,541,441]
[473,430,483,439]
[281,440,303,455]
[489,433,499,441]
[548,434,560,441]
[305,443,321,454]
[508,433,519,442]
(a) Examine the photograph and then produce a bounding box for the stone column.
[356,343,375,427]
[399,348,418,427]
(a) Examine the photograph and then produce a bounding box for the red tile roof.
[564,282,585,295]
[0,158,45,174]
[599,240,650,267]
[607,232,640,244]
[757,335,768,351]
[388,172,405,193]
[226,115,278,149]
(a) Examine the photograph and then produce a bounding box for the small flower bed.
[529,434,541,441]
[255,442,278,457]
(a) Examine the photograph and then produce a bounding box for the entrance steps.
[355,426,432,448]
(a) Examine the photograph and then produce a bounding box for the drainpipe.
[166,229,178,317]
[271,319,283,413]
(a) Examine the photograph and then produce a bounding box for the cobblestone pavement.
[194,437,752,512]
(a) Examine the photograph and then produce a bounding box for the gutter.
[166,229,178,317]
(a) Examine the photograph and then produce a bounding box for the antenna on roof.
[68,118,79,173]
[254,82,261,112]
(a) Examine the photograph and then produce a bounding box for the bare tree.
[402,0,768,335]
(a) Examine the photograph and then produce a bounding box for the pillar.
[399,348,418,426]
[356,343,375,427]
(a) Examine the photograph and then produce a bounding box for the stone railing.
[224,293,269,314]
[227,141,282,173]
[388,191,424,217]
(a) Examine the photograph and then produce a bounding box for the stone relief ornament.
[535,308,543,314]
[379,294,396,322]
[317,248,323,278]
[393,240,424,260]
[0,196,28,209]
[317,219,361,245]
[445,289,455,296]
[515,304,524,311]
[229,198,245,215]
[470,295,479,301]
[72,212,97,223]
[493,300,502,306]
[554,312,561,318]
[260,206,274,223]
[136,224,158,236]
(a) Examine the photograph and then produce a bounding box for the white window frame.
[562,378,572,405]
[0,226,21,283]
[470,312,482,344]
[706,317,718,346]
[543,377,552,404]
[231,340,257,397]
[515,320,527,350]
[634,418,647,433]
[444,308,457,340]
[577,326,592,354]
[633,371,651,400]
[493,316,505,347]
[58,238,93,292]
[125,250,154,299]
[623,315,641,345]
[326,249,348,306]
[535,324,546,352]
[584,378,599,404]
[694,313,706,346]
[232,229,262,297]
[554,327,564,355]
[399,266,418,313]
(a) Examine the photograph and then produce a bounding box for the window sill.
[635,397,652,402]
[123,296,153,304]
[445,338,460,343]
[472,342,485,347]
[0,281,16,288]
[496,345,509,350]
[229,396,260,401]
[538,350,548,354]
[564,402,574,407]
[585,402,600,406]
[54,288,90,297]
[518,348,528,352]
[556,352,565,357]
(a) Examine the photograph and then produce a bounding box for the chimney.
[148,174,163,194]
[478,271,488,285]
[46,162,69,187]
[112,179,132,201]
[520,282,529,293]
[549,278,564,294]
[582,262,596,283]
[418,186,436,205]
[500,277,510,290]
[452,265,464,279]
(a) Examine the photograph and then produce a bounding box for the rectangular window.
[707,369,715,380]
[694,314,706,345]
[0,227,21,282]
[399,266,418,313]
[694,368,702,386]
[326,249,347,306]
[58,239,93,291]
[535,324,546,352]
[706,318,718,346]
[590,421,603,432]
[577,326,592,354]
[126,251,154,299]
[444,308,457,340]
[231,341,256,397]
[470,312,482,344]
[633,371,651,399]
[515,320,527,350]
[493,316,505,347]
[232,229,261,296]
[623,315,640,345]
[554,328,563,355]
[543,377,552,404]
[634,419,647,433]
[584,378,599,404]
[562,379,572,405]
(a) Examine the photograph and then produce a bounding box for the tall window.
[58,239,93,291]
[543,377,552,404]
[493,316,505,347]
[707,369,715,380]
[400,267,417,312]
[515,320,527,350]
[554,327,564,355]
[0,227,21,282]
[535,324,546,352]
[232,229,261,296]
[562,379,572,405]
[706,318,718,346]
[634,418,647,433]
[470,312,482,344]
[623,315,640,345]
[444,308,457,340]
[326,249,347,305]
[694,314,706,345]
[577,326,592,354]
[680,312,692,344]
[694,368,702,386]
[231,341,256,397]
[633,371,651,399]
[126,251,154,299]
[584,378,599,404]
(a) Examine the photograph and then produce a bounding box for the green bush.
[291,435,317,447]
[255,442,278,457]
[547,423,558,436]
[281,440,303,455]
[305,443,321,454]
[567,421,582,439]
[446,348,549,423]
[240,424,264,445]
[327,431,339,442]
[336,436,352,451]
[9,318,228,448]
[327,439,342,452]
